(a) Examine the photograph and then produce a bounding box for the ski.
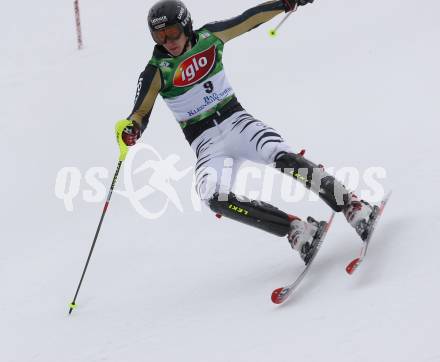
[346,192,392,275]
[271,212,335,305]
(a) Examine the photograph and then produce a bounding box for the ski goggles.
[152,23,184,45]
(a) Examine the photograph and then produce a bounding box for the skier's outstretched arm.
[203,0,313,43]
[129,64,163,132]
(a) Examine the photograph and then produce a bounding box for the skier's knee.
[207,192,235,207]
[275,152,318,173]
[195,173,218,202]
[196,176,234,208]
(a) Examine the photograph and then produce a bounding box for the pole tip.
[269,29,277,38]
[68,302,76,314]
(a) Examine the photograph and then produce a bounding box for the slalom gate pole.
[74,0,83,50]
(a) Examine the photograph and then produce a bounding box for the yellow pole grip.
[115,119,133,162]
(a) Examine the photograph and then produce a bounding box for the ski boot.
[288,217,321,264]
[344,194,379,241]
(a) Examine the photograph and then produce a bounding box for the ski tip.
[271,288,287,304]
[346,258,360,275]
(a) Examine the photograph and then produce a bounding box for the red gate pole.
[74,0,83,50]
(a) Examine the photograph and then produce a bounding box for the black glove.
[282,0,314,12]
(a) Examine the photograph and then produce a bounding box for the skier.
[117,0,376,263]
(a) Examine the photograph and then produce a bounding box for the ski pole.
[68,120,132,315]
[269,5,298,38]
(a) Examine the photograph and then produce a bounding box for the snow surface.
[1,0,440,361]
